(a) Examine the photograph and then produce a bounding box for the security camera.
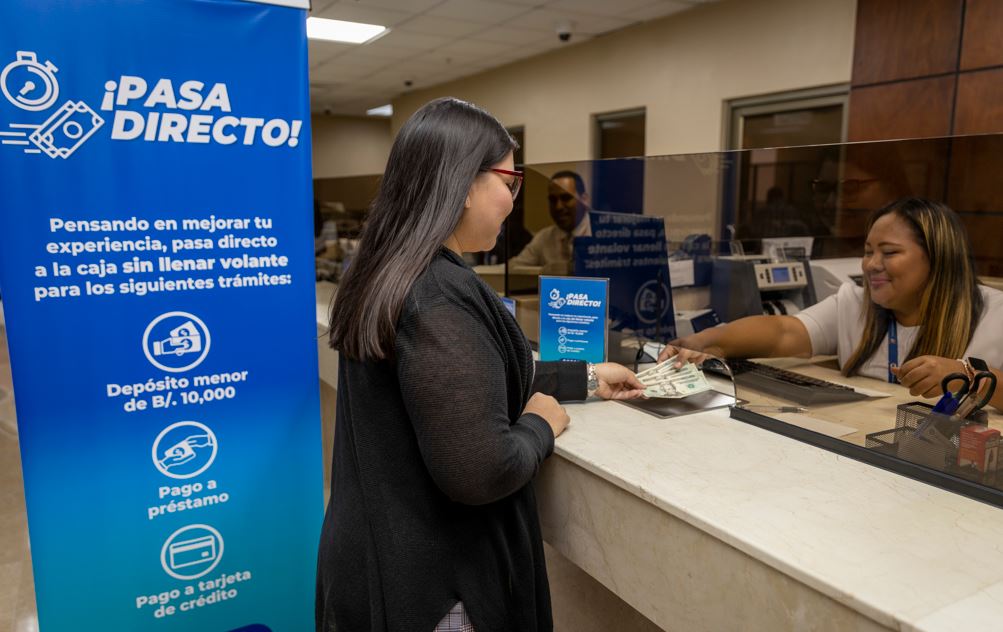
[404,80,413,88]
[555,21,573,42]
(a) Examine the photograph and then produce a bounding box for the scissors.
[954,370,997,419]
[931,373,971,415]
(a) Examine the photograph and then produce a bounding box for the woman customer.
[318,97,644,632]
[659,197,1003,406]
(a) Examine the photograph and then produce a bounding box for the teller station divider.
[484,133,1003,508]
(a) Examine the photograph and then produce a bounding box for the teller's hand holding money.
[637,355,714,399]
[656,341,720,367]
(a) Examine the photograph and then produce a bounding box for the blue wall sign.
[574,212,676,342]
[0,1,320,630]
[539,276,608,364]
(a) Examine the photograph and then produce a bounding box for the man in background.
[508,170,591,274]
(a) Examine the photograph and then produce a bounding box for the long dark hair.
[843,197,983,376]
[329,97,516,361]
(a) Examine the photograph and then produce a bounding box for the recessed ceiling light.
[307,17,386,44]
[366,104,393,117]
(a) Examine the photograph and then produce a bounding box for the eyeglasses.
[811,178,879,196]
[486,167,524,199]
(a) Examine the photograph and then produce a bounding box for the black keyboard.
[713,359,869,406]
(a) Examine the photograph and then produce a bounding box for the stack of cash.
[637,356,713,399]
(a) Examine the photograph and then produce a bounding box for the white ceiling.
[308,0,711,115]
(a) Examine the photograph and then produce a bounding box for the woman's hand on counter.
[593,363,646,400]
[524,392,570,438]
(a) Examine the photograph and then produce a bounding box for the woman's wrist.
[585,362,599,397]
[957,357,975,380]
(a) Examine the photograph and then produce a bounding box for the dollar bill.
[637,356,712,398]
[643,375,712,398]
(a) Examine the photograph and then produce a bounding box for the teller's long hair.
[843,198,983,376]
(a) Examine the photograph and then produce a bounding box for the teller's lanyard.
[887,318,899,384]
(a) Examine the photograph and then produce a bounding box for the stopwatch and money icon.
[1,50,104,159]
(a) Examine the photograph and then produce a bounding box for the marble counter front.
[537,399,1003,630]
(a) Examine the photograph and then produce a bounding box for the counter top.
[314,280,1003,629]
[554,399,1003,630]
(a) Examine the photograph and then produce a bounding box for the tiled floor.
[0,327,39,632]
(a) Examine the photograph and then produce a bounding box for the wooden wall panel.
[849,0,1003,278]
[960,0,1003,70]
[847,76,955,141]
[946,134,1003,212]
[960,215,1003,276]
[954,68,1003,134]
[852,0,963,85]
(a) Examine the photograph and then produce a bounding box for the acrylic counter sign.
[539,276,609,364]
[0,0,321,630]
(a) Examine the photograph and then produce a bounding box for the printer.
[808,257,863,302]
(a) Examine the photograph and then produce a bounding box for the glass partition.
[493,133,1003,507]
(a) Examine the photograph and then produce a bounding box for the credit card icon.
[168,534,217,570]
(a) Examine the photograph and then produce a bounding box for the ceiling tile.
[344,42,427,61]
[483,0,557,6]
[473,25,554,46]
[503,7,635,35]
[308,0,702,115]
[346,0,445,12]
[312,57,393,82]
[397,15,487,38]
[354,69,414,89]
[309,84,335,99]
[548,0,657,17]
[374,29,454,50]
[309,0,338,15]
[315,1,415,27]
[400,48,487,66]
[427,0,531,24]
[308,40,354,68]
[624,0,693,21]
[490,41,560,66]
[392,54,453,74]
[434,38,515,59]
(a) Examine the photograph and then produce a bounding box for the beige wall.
[393,0,856,164]
[311,114,392,179]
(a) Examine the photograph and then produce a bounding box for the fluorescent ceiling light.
[307,17,386,44]
[366,104,393,117]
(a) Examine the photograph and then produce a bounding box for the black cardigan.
[316,248,586,632]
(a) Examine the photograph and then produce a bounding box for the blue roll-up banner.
[575,211,676,342]
[0,1,320,630]
[539,276,608,363]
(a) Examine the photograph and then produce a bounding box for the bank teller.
[658,197,1003,409]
